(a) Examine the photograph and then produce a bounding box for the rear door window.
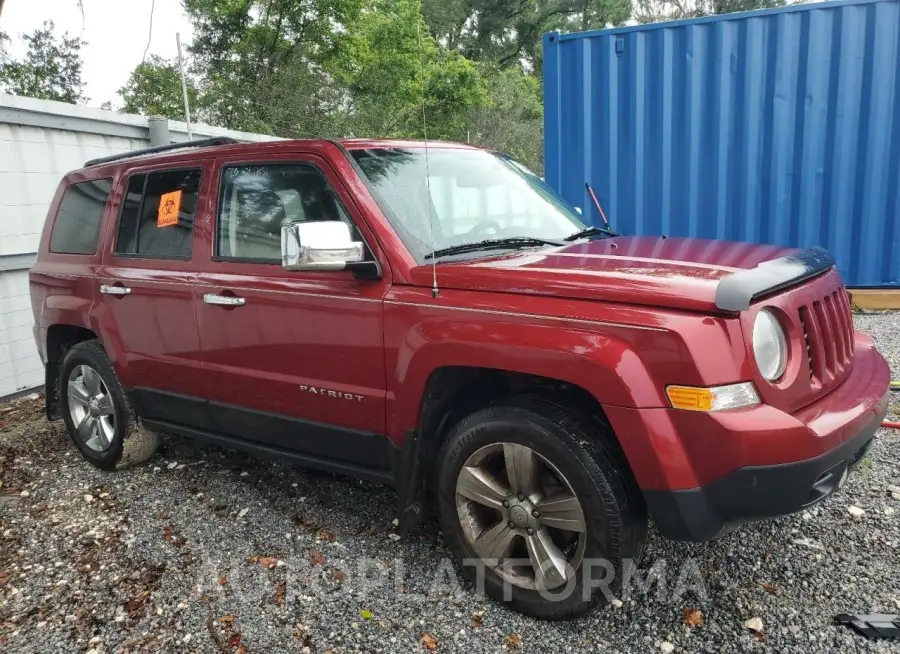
[114,168,202,259]
[49,178,113,254]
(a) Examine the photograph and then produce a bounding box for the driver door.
[193,151,392,471]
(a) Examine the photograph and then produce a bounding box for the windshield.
[349,148,590,261]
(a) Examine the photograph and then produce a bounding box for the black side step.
[141,418,395,486]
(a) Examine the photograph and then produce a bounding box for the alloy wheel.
[67,365,116,452]
[455,442,587,591]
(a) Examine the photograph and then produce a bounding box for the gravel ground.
[1,312,899,654]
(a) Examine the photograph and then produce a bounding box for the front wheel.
[435,397,646,620]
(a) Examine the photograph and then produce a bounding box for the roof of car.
[337,138,479,150]
[80,136,481,171]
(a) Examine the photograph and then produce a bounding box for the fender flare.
[387,322,665,442]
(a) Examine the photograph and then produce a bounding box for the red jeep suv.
[29,137,889,619]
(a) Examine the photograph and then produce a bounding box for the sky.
[1,0,194,107]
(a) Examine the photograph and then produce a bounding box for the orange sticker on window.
[157,190,182,227]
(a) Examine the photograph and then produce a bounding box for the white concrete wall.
[0,94,278,397]
[0,270,41,397]
[0,125,146,259]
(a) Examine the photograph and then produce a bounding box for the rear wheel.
[59,341,159,470]
[66,364,117,453]
[436,396,646,619]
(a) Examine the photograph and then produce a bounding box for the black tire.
[435,396,647,620]
[59,340,159,470]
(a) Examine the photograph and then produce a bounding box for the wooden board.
[848,289,900,310]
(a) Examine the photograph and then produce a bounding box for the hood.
[410,236,797,313]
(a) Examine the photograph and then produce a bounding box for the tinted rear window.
[48,178,113,255]
[115,169,201,259]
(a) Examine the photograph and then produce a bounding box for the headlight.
[753,309,787,381]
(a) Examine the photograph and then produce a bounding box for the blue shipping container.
[543,0,900,287]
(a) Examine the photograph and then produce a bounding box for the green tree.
[183,0,365,133]
[702,0,784,14]
[567,0,633,31]
[118,55,200,120]
[633,0,784,22]
[177,0,488,141]
[423,0,632,72]
[467,66,543,171]
[0,20,86,103]
[333,0,488,140]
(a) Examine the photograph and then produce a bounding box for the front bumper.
[606,336,890,542]
[642,413,880,541]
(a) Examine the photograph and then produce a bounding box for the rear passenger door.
[95,166,208,429]
[193,153,391,470]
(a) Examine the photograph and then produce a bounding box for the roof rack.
[84,136,240,167]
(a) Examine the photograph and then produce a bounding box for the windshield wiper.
[564,225,618,241]
[425,237,565,260]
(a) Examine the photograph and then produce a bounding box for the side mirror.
[281,221,364,271]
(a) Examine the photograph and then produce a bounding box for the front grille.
[797,289,854,385]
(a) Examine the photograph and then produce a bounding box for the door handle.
[100,284,131,296]
[203,293,245,306]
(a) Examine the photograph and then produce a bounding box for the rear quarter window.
[48,178,113,255]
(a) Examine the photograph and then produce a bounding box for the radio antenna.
[416,20,439,298]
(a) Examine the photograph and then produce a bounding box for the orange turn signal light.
[665,382,760,412]
[666,386,713,411]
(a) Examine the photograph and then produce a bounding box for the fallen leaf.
[744,616,764,634]
[504,633,522,649]
[160,524,185,548]
[124,590,151,616]
[275,581,286,607]
[317,529,335,541]
[0,571,11,587]
[761,582,777,595]
[753,631,766,642]
[682,607,704,628]
[792,537,824,551]
[219,614,236,625]
[247,555,280,568]
[292,623,314,648]
[420,632,438,650]
[310,550,326,566]
[327,568,345,585]
[361,609,373,620]
[218,575,228,586]
[228,633,242,648]
[471,611,484,627]
[236,645,248,654]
